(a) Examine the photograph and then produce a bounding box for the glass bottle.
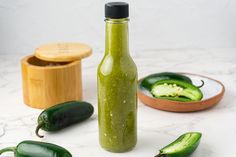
[97,2,137,152]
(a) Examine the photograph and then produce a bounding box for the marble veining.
[0,49,236,156]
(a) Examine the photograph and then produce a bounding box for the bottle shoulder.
[97,54,137,77]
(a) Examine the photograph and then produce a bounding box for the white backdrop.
[0,0,236,54]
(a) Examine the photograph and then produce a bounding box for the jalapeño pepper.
[155,132,202,157]
[151,79,203,102]
[0,140,72,157]
[140,72,193,90]
[35,101,94,138]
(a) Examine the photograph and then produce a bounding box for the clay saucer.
[138,73,225,112]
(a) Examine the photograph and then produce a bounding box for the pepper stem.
[35,122,44,138]
[0,146,16,155]
[196,80,205,88]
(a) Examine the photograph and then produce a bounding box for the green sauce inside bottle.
[97,4,137,152]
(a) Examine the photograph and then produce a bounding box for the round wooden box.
[21,43,92,109]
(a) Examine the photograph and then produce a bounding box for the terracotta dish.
[138,73,225,112]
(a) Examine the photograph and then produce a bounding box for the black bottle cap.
[105,2,129,19]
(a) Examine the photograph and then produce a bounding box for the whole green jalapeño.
[97,2,137,152]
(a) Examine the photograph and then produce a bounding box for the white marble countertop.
[0,49,236,157]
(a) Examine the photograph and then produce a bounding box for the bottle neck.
[105,18,129,57]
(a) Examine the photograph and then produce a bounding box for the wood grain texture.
[21,55,82,109]
[35,42,92,62]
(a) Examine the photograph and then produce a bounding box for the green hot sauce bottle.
[97,2,138,153]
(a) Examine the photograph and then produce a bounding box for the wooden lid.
[35,42,92,62]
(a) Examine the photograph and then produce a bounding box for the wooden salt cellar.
[21,43,92,109]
